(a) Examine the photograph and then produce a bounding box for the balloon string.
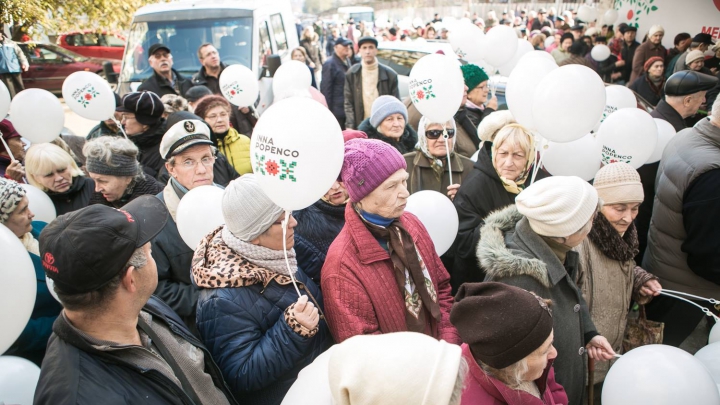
[659,290,720,321]
[0,132,16,161]
[281,210,302,297]
[113,118,129,139]
[443,124,453,187]
[660,289,720,305]
[530,139,546,185]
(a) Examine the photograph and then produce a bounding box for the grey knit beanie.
[222,174,284,241]
[369,95,408,128]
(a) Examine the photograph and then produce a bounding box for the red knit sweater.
[321,204,461,344]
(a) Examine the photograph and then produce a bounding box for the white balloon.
[220,64,260,107]
[250,97,344,211]
[591,44,611,61]
[482,25,519,67]
[577,5,598,22]
[9,89,64,144]
[0,224,36,354]
[0,356,41,404]
[408,54,465,123]
[449,22,486,62]
[470,149,479,162]
[20,184,56,223]
[45,277,61,304]
[710,322,720,345]
[520,50,556,65]
[544,36,556,49]
[596,108,658,169]
[405,190,459,256]
[646,119,676,163]
[0,81,10,118]
[595,85,638,131]
[272,60,312,100]
[61,72,115,121]
[176,186,225,249]
[696,342,720,385]
[542,134,602,181]
[533,65,606,143]
[603,344,720,405]
[498,39,534,77]
[604,9,619,25]
[506,57,558,130]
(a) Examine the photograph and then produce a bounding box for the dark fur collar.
[588,213,639,262]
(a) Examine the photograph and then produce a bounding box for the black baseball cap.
[334,37,353,47]
[117,91,164,125]
[692,33,715,45]
[40,196,169,295]
[148,43,171,57]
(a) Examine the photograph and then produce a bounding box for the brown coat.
[403,151,475,195]
[630,41,667,83]
[404,98,478,158]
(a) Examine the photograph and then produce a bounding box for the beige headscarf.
[491,124,535,194]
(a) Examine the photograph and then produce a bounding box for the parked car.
[19,42,121,94]
[57,31,126,60]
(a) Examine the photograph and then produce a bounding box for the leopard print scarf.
[588,213,639,262]
[222,226,297,276]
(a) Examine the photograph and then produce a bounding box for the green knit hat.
[461,64,489,91]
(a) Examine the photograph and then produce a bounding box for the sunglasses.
[425,129,455,140]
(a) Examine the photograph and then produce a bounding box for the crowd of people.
[0,7,719,405]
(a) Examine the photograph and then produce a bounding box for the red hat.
[0,119,21,154]
[643,56,664,72]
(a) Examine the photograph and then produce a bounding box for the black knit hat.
[117,91,164,126]
[450,282,553,369]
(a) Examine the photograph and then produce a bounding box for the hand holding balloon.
[586,335,616,361]
[5,160,25,183]
[446,184,460,200]
[291,294,319,331]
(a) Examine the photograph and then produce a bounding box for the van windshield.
[120,17,253,83]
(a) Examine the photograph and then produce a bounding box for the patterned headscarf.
[417,116,457,182]
[0,178,26,223]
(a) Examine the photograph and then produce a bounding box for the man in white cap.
[478,176,615,405]
[630,25,666,83]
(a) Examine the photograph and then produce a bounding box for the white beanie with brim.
[328,332,462,405]
[648,25,664,38]
[222,174,284,241]
[477,110,516,143]
[516,176,599,237]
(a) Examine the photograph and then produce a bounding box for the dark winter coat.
[157,152,240,188]
[86,121,120,140]
[450,142,519,292]
[630,41,667,83]
[300,39,324,72]
[620,40,640,83]
[404,151,474,196]
[597,54,621,83]
[321,54,350,119]
[357,118,417,154]
[194,227,332,405]
[138,69,194,98]
[294,200,347,285]
[343,63,399,129]
[127,118,168,179]
[191,63,226,95]
[465,105,495,128]
[89,174,164,208]
[5,222,62,366]
[629,73,665,106]
[46,175,94,216]
[479,205,597,405]
[33,296,238,405]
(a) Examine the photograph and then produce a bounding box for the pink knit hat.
[341,138,407,202]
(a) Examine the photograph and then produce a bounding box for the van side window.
[270,13,288,52]
[259,21,272,67]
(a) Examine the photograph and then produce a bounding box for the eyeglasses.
[205,112,229,121]
[178,156,216,169]
[425,129,455,140]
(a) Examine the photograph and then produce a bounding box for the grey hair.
[82,136,143,180]
[448,357,469,405]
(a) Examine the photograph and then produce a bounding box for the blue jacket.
[6,221,63,365]
[194,228,332,405]
[320,54,349,119]
[0,39,23,74]
[293,200,347,285]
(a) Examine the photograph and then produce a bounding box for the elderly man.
[643,96,720,350]
[343,36,399,130]
[138,43,193,97]
[672,33,715,75]
[34,196,237,404]
[321,37,353,129]
[152,118,220,332]
[634,71,719,266]
[619,25,639,84]
[0,31,29,97]
[531,8,552,31]
[630,25,666,83]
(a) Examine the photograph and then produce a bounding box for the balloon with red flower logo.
[219,64,258,107]
[62,71,115,121]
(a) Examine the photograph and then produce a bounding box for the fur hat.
[593,162,643,205]
[477,110,516,142]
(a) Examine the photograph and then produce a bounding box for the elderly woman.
[575,163,661,402]
[461,64,498,128]
[151,119,220,330]
[478,176,616,405]
[1,178,62,365]
[291,47,318,88]
[0,119,26,183]
[118,91,167,178]
[451,282,568,405]
[25,143,93,216]
[193,174,331,405]
[551,32,574,64]
[194,95,252,175]
[321,138,460,344]
[450,122,535,291]
[84,136,164,208]
[629,56,666,106]
[404,117,474,200]
[358,95,418,154]
[685,49,714,75]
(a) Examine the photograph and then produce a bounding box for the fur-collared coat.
[479,205,596,405]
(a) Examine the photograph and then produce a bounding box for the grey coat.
[479,205,597,405]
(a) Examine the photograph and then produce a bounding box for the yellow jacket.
[217,128,252,175]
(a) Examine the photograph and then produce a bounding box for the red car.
[57,31,126,60]
[19,43,121,94]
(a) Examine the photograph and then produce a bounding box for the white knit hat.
[686,49,705,65]
[593,162,644,205]
[222,174,284,241]
[648,25,664,38]
[328,332,462,405]
[516,176,599,237]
